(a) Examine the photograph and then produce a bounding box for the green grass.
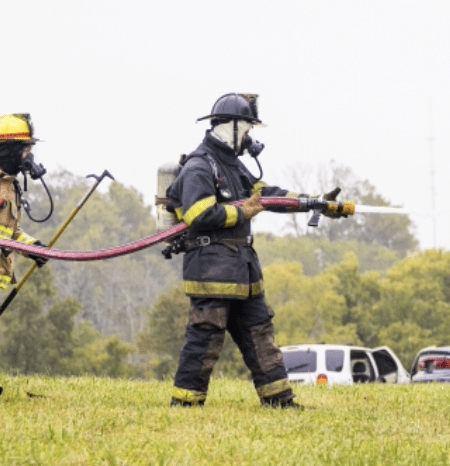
[1,375,449,466]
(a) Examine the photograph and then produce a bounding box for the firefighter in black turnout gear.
[167,93,341,408]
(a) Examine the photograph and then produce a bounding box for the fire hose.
[0,197,406,262]
[0,170,115,315]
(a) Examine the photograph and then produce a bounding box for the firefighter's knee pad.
[200,331,225,382]
[251,320,284,374]
[188,306,228,380]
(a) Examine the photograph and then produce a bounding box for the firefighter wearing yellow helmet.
[0,114,47,290]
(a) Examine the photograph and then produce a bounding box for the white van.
[281,344,411,386]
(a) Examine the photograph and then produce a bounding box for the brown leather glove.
[241,193,264,220]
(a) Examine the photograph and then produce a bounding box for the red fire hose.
[0,197,353,261]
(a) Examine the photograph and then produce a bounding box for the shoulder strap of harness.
[183,151,227,197]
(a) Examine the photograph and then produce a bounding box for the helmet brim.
[0,137,41,144]
[196,114,266,127]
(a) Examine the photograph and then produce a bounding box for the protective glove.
[241,192,264,220]
[322,187,348,219]
[28,240,49,268]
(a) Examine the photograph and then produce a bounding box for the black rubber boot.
[170,397,205,407]
[261,391,304,410]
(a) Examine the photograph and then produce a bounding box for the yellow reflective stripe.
[0,225,14,239]
[256,379,291,399]
[15,233,36,245]
[0,275,11,284]
[252,181,268,196]
[184,281,250,299]
[184,280,264,298]
[183,196,217,227]
[251,280,265,297]
[223,205,238,228]
[172,387,206,403]
[0,275,11,290]
[175,207,184,222]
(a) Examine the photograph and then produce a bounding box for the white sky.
[3,0,450,251]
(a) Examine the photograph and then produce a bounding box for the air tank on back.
[156,162,181,232]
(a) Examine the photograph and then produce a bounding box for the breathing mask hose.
[22,177,54,223]
[19,154,54,222]
[240,137,265,181]
[252,155,263,182]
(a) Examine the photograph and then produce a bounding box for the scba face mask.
[212,120,253,154]
[20,152,47,180]
[0,142,27,175]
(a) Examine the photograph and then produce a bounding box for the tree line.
[143,249,450,378]
[0,165,433,379]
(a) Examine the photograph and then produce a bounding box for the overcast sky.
[3,1,450,251]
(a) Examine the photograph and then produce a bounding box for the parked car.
[280,344,411,386]
[410,346,450,383]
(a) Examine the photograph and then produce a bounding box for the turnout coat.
[0,169,37,289]
[168,131,300,300]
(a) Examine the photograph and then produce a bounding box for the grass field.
[1,375,449,466]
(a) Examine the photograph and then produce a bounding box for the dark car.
[410,346,450,383]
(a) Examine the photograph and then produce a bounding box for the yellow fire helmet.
[0,114,38,143]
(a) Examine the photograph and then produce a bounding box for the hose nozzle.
[325,201,356,217]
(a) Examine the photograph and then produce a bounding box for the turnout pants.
[172,295,291,404]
